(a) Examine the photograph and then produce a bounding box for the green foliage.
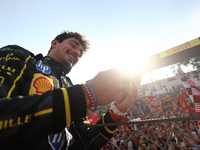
[170,56,200,74]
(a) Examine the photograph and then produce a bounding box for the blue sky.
[1,0,200,84]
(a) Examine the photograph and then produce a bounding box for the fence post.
[163,121,177,150]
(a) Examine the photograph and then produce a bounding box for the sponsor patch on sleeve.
[29,73,53,94]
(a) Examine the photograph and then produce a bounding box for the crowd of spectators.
[100,91,200,150]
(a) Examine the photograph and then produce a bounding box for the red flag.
[180,91,187,111]
[142,96,155,103]
[186,91,190,96]
[91,112,99,125]
[133,103,137,114]
[180,91,194,114]
[178,68,200,115]
[149,101,163,112]
[186,102,195,114]
[172,102,178,111]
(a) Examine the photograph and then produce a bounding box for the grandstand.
[138,69,200,97]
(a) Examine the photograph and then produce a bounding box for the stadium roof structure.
[145,37,200,72]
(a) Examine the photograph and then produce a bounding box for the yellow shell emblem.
[33,76,53,94]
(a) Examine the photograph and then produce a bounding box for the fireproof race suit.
[0,45,117,149]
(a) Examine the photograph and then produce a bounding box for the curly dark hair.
[48,30,90,56]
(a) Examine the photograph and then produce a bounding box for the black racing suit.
[0,45,117,150]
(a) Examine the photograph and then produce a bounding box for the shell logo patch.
[33,76,53,94]
[29,73,53,95]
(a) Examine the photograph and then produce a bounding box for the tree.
[170,56,200,74]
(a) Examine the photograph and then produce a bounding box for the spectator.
[102,89,200,150]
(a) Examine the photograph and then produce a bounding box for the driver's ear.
[51,39,58,49]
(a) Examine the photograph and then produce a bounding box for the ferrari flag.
[149,101,163,112]
[178,68,199,115]
[172,102,178,111]
[142,96,156,104]
[180,91,194,114]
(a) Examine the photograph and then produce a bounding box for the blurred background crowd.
[82,69,200,150]
[96,90,200,150]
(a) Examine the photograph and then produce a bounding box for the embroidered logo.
[29,73,54,95]
[36,60,51,74]
[32,76,53,94]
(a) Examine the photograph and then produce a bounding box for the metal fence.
[75,115,200,150]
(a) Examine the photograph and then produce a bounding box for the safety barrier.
[75,115,200,150]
